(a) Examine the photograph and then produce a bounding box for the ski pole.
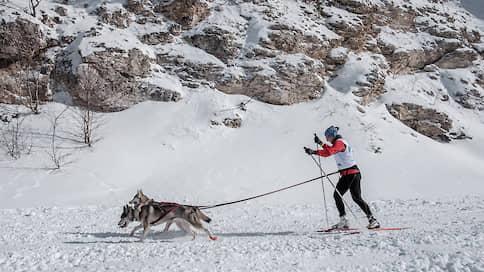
[309,153,359,221]
[315,137,329,228]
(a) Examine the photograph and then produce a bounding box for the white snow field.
[1,85,484,271]
[1,197,483,271]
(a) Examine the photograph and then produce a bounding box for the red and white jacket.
[316,136,358,176]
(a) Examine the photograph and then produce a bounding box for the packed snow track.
[1,196,483,272]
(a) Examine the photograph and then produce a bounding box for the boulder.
[435,48,479,69]
[99,9,133,29]
[478,73,484,89]
[55,48,153,111]
[141,32,173,45]
[385,39,461,74]
[0,18,52,105]
[55,6,68,16]
[223,117,242,128]
[143,83,182,102]
[185,27,242,64]
[216,55,325,105]
[327,47,349,66]
[0,18,47,65]
[260,24,340,60]
[156,53,225,83]
[331,0,378,14]
[154,0,210,30]
[427,26,460,39]
[386,103,454,142]
[127,0,154,16]
[352,69,386,105]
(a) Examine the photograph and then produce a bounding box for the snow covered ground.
[1,85,484,271]
[1,85,484,208]
[1,197,483,271]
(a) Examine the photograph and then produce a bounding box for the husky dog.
[128,190,152,220]
[118,202,217,242]
[129,189,151,207]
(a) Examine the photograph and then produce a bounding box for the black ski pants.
[333,172,373,218]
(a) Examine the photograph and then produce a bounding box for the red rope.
[198,171,339,210]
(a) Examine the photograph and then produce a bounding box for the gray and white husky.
[129,190,151,207]
[118,201,217,242]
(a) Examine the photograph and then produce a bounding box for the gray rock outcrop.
[55,48,153,111]
[154,0,210,30]
[185,27,242,64]
[435,48,479,69]
[141,32,173,45]
[386,103,454,142]
[223,117,242,128]
[0,18,52,105]
[260,24,340,61]
[216,55,325,105]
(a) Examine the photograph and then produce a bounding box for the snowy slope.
[1,85,484,209]
[1,84,484,271]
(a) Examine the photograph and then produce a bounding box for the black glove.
[314,134,322,145]
[304,147,317,155]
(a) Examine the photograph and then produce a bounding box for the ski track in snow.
[1,197,483,272]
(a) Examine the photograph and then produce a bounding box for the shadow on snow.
[63,230,297,244]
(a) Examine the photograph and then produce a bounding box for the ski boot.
[331,216,349,230]
[367,216,380,229]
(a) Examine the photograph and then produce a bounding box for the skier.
[304,125,380,229]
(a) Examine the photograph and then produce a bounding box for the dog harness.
[149,202,180,225]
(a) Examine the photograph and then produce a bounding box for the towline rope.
[198,171,340,210]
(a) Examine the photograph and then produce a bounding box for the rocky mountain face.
[0,0,483,140]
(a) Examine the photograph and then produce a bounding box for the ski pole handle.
[314,133,322,146]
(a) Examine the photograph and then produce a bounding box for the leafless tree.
[13,54,46,115]
[70,66,103,147]
[23,66,43,114]
[28,0,41,17]
[0,108,32,159]
[47,106,70,169]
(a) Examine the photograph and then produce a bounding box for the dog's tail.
[197,209,212,223]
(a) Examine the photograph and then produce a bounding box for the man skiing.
[304,125,380,229]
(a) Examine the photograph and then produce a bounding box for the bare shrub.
[28,0,41,17]
[0,109,32,159]
[47,106,70,169]
[13,54,48,115]
[70,66,103,147]
[19,68,43,114]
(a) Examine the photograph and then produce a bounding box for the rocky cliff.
[1,0,483,141]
